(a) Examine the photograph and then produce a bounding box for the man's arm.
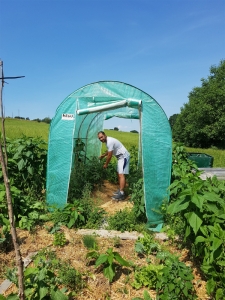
[103,151,113,168]
[99,151,108,159]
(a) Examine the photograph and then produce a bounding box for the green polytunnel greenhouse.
[46,81,172,231]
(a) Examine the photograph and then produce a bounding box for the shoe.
[112,192,125,201]
[113,189,120,195]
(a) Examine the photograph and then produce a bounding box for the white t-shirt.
[106,137,129,158]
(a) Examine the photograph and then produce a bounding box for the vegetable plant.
[166,143,225,298]
[87,247,132,282]
[135,232,161,256]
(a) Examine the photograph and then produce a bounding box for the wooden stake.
[0,60,25,300]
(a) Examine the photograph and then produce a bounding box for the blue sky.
[1,0,224,132]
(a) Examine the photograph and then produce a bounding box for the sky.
[0,0,224,132]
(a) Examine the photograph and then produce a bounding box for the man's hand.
[103,163,108,169]
[99,152,107,160]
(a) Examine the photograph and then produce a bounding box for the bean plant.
[4,249,84,300]
[165,143,225,299]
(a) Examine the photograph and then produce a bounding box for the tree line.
[9,116,51,124]
[169,59,225,149]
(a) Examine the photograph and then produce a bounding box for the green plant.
[6,249,84,299]
[87,247,131,282]
[82,234,98,250]
[0,184,48,232]
[132,263,164,290]
[166,143,225,297]
[53,231,67,247]
[4,136,47,197]
[135,232,161,256]
[107,208,136,232]
[130,178,147,224]
[0,207,11,251]
[52,182,107,230]
[51,199,85,228]
[45,223,61,234]
[155,255,196,299]
[68,156,106,200]
[132,251,196,300]
[127,146,143,189]
[132,290,153,300]
[112,236,121,248]
[6,256,68,300]
[105,157,118,183]
[58,264,83,291]
[84,206,106,229]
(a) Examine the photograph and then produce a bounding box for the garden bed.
[0,181,210,299]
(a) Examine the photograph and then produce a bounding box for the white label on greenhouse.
[62,113,74,120]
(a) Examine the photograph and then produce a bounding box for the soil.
[0,181,210,299]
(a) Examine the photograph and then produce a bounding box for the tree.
[169,114,179,130]
[33,118,41,122]
[173,60,225,148]
[130,130,138,133]
[114,127,119,131]
[42,117,51,124]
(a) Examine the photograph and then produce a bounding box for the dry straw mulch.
[0,181,210,299]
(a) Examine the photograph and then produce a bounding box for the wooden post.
[0,60,25,300]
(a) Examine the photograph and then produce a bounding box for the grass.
[0,118,49,141]
[104,129,139,149]
[1,118,225,167]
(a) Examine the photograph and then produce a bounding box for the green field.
[1,118,225,167]
[1,118,50,141]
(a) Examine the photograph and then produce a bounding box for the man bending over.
[98,131,130,200]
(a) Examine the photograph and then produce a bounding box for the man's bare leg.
[118,173,126,192]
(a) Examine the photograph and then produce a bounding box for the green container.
[187,153,214,168]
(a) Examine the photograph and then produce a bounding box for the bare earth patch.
[0,181,210,299]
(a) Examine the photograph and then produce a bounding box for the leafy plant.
[87,247,131,282]
[132,290,153,300]
[53,231,67,247]
[68,156,106,201]
[52,183,107,230]
[166,143,225,297]
[105,157,118,184]
[6,249,84,299]
[0,206,11,250]
[0,183,48,232]
[82,234,98,250]
[107,208,136,232]
[155,254,196,299]
[130,178,147,224]
[51,200,85,229]
[127,146,143,189]
[84,206,106,229]
[58,264,83,291]
[135,232,161,256]
[132,250,196,300]
[6,256,68,299]
[4,136,47,197]
[132,264,164,289]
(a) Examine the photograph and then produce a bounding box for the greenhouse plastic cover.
[46,81,172,231]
